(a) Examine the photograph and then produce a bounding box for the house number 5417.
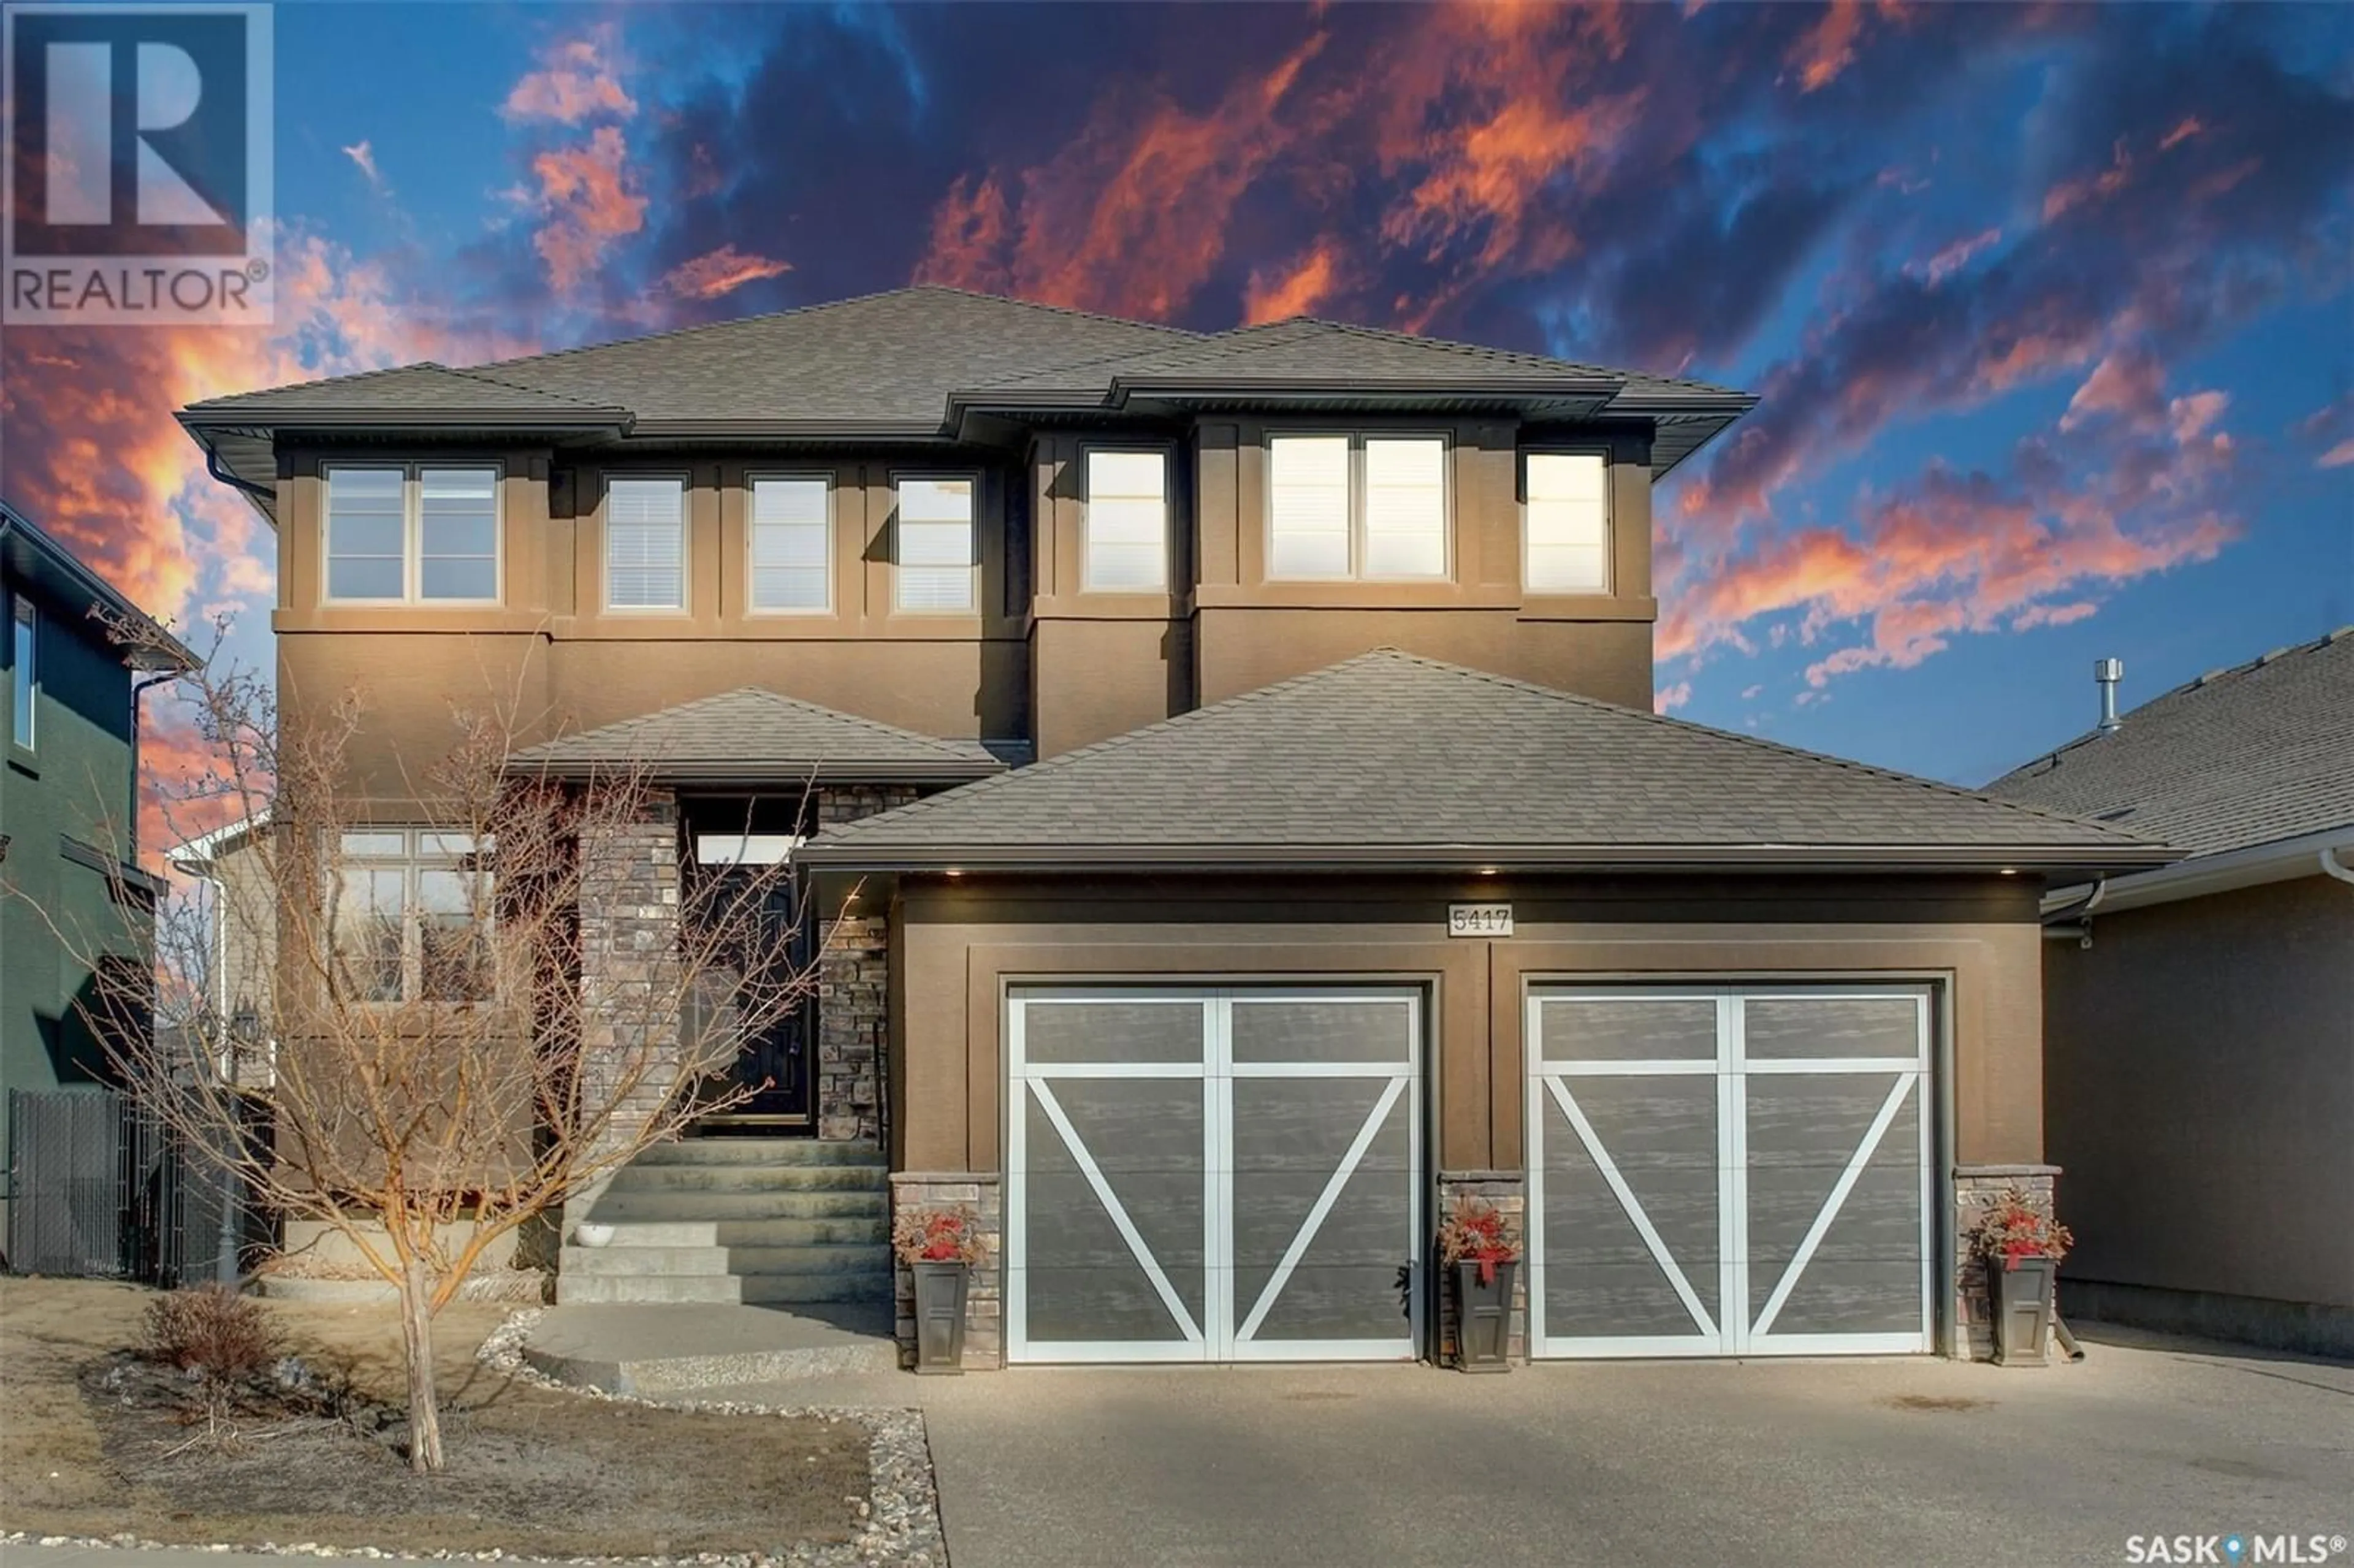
[1448,903,1514,937]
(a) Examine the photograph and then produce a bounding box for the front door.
[684,829,814,1132]
[1005,986,1423,1364]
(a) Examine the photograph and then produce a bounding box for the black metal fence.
[6,1087,273,1286]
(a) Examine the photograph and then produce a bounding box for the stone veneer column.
[811,786,914,1144]
[575,788,683,1155]
[1436,1171,1528,1364]
[1952,1163,2061,1360]
[889,1171,1003,1369]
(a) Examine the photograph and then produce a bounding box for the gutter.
[503,758,1005,786]
[2037,824,2354,917]
[793,841,2177,875]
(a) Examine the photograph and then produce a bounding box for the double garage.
[1002,981,1936,1365]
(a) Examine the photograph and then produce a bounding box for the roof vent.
[2094,657,2124,734]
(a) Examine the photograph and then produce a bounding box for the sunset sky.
[1,0,2347,812]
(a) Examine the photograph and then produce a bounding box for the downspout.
[2040,875,2106,945]
[128,670,180,866]
[200,435,277,501]
[2321,847,2354,888]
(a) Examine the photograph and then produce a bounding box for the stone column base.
[1952,1164,2060,1361]
[889,1171,1002,1370]
[1436,1171,1528,1366]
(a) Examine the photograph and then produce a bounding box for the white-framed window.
[894,475,977,613]
[1083,449,1169,592]
[9,595,34,752]
[606,476,688,612]
[324,465,501,604]
[330,829,493,1004]
[1268,434,1448,581]
[748,476,832,614]
[1524,452,1611,593]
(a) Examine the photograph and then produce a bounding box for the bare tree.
[21,622,820,1472]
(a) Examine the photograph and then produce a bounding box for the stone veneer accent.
[1952,1163,2060,1361]
[812,786,913,1144]
[576,788,683,1155]
[889,1171,1003,1369]
[1436,1171,1528,1365]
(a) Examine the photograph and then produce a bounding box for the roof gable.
[1986,628,2354,858]
[505,687,1004,785]
[798,651,2166,873]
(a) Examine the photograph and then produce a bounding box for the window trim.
[602,471,694,615]
[321,462,505,607]
[1080,444,1173,594]
[742,471,836,618]
[330,827,495,1007]
[1521,446,1615,596]
[1265,430,1453,584]
[890,469,982,616]
[9,593,36,753]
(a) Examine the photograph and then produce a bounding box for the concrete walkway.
[521,1301,897,1395]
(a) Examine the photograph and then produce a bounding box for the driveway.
[892,1328,2353,1568]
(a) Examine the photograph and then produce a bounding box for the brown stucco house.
[1988,633,2354,1357]
[178,284,2167,1367]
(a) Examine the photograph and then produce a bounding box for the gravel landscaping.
[0,1280,941,1567]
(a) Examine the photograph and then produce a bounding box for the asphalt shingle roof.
[797,651,2166,873]
[1985,628,2354,859]
[506,688,1004,784]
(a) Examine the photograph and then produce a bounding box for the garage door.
[1527,986,1933,1358]
[1006,987,1422,1363]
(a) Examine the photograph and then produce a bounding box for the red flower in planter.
[893,1203,985,1265]
[1437,1197,1522,1286]
[1965,1188,2074,1269]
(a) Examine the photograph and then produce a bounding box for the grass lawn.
[0,1277,870,1557]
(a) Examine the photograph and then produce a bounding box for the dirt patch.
[2,1277,869,1557]
[1884,1393,1992,1413]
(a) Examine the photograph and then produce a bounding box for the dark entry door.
[687,862,815,1132]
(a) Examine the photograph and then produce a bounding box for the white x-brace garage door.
[1006,987,1423,1364]
[1528,986,1935,1358]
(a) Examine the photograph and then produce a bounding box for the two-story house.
[0,501,194,1245]
[179,285,2166,1368]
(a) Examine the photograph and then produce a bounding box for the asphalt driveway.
[892,1328,2353,1568]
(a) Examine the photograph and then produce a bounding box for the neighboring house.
[162,813,276,1087]
[0,501,196,1239]
[179,284,2166,1366]
[1987,633,2354,1357]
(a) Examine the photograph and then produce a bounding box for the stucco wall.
[2044,874,2354,1312]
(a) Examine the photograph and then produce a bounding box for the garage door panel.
[1020,999,1206,1065]
[1742,1074,1905,1166]
[1537,998,1718,1062]
[1764,1258,1926,1336]
[1231,999,1413,1064]
[1561,1076,1722,1170]
[1018,1265,1195,1344]
[1251,1262,1414,1343]
[1544,1262,1714,1338]
[1743,996,1919,1060]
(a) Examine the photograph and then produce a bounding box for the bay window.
[1268,434,1447,580]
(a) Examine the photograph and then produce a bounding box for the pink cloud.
[1654,680,1693,714]
[527,126,648,293]
[341,140,385,192]
[660,245,792,300]
[503,29,636,124]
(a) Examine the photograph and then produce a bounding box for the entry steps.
[557,1138,892,1307]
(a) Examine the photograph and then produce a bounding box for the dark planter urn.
[910,1261,969,1375]
[1988,1255,2056,1366]
[1453,1259,1518,1372]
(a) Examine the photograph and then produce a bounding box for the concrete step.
[524,1303,899,1395]
[633,1139,885,1167]
[603,1163,888,1193]
[559,1243,891,1279]
[739,1270,893,1306]
[556,1273,744,1306]
[567,1216,889,1249]
[581,1189,887,1222]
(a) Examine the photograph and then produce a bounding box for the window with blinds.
[1268,435,1447,580]
[749,476,831,613]
[1083,449,1168,592]
[606,477,687,611]
[325,465,500,603]
[1524,453,1610,593]
[895,476,976,612]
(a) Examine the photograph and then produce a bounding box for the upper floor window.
[330,829,493,1004]
[1268,435,1447,581]
[1083,449,1168,592]
[324,465,500,604]
[748,476,831,614]
[9,595,34,751]
[1524,452,1610,593]
[895,476,976,614]
[606,476,688,612]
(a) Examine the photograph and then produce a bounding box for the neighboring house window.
[606,477,688,611]
[1268,434,1447,580]
[331,830,492,1004]
[1524,452,1610,593]
[895,476,976,612]
[748,476,831,614]
[9,595,32,751]
[1083,449,1168,592]
[324,465,500,603]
